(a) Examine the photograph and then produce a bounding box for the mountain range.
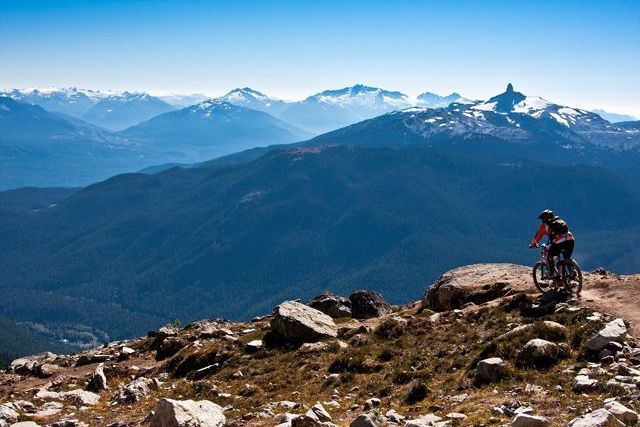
[0,96,308,189]
[1,84,639,346]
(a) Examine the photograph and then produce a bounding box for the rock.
[307,403,332,422]
[155,337,188,361]
[270,301,338,343]
[292,415,322,427]
[9,352,58,376]
[422,263,531,311]
[476,358,508,383]
[386,410,405,424]
[33,401,63,417]
[86,363,108,391]
[363,398,381,411]
[404,414,443,427]
[587,319,628,351]
[299,342,330,353]
[245,340,263,353]
[605,378,637,394]
[350,412,383,427]
[511,414,549,427]
[150,398,226,427]
[572,375,598,392]
[603,401,638,425]
[111,377,153,404]
[61,389,101,407]
[516,339,568,368]
[34,389,61,400]
[37,363,61,378]
[0,404,19,426]
[568,409,625,427]
[117,346,135,361]
[239,384,258,396]
[349,291,390,319]
[11,422,41,427]
[309,291,352,318]
[75,353,111,367]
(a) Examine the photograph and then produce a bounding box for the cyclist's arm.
[531,223,548,246]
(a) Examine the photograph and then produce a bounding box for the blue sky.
[1,0,639,116]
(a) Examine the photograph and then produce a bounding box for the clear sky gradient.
[1,0,639,116]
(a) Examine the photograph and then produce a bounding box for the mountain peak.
[486,83,526,112]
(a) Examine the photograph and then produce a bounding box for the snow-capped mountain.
[81,92,175,131]
[278,84,414,134]
[310,84,640,153]
[416,91,472,108]
[156,93,208,108]
[0,87,109,117]
[217,87,289,116]
[120,99,311,161]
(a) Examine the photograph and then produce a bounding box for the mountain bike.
[532,242,582,296]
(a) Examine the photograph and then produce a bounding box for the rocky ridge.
[1,264,639,427]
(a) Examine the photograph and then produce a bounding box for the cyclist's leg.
[561,240,576,276]
[548,243,561,279]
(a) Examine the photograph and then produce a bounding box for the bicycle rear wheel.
[563,259,583,296]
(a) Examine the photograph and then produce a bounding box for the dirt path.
[580,272,640,336]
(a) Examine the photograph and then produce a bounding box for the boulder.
[150,398,225,427]
[476,357,508,383]
[511,414,549,427]
[299,342,330,353]
[111,377,153,404]
[292,415,322,427]
[86,363,108,391]
[572,375,598,392]
[245,340,263,353]
[349,291,390,319]
[307,403,332,422]
[516,339,568,368]
[422,263,532,311]
[587,319,628,351]
[385,410,405,424]
[61,389,100,407]
[0,404,19,427]
[603,401,638,425]
[350,412,383,427]
[33,401,63,417]
[9,352,58,377]
[404,414,443,427]
[568,409,625,427]
[270,301,337,343]
[309,291,352,318]
[34,389,61,400]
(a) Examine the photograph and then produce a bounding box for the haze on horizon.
[1,0,639,117]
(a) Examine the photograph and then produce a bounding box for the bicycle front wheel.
[533,261,553,293]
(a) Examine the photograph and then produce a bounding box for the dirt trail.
[580,272,640,336]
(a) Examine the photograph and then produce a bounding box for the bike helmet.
[538,209,555,222]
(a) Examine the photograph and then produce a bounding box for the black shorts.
[549,240,574,261]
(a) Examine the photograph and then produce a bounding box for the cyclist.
[529,209,575,279]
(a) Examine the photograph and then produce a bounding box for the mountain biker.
[529,209,575,278]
